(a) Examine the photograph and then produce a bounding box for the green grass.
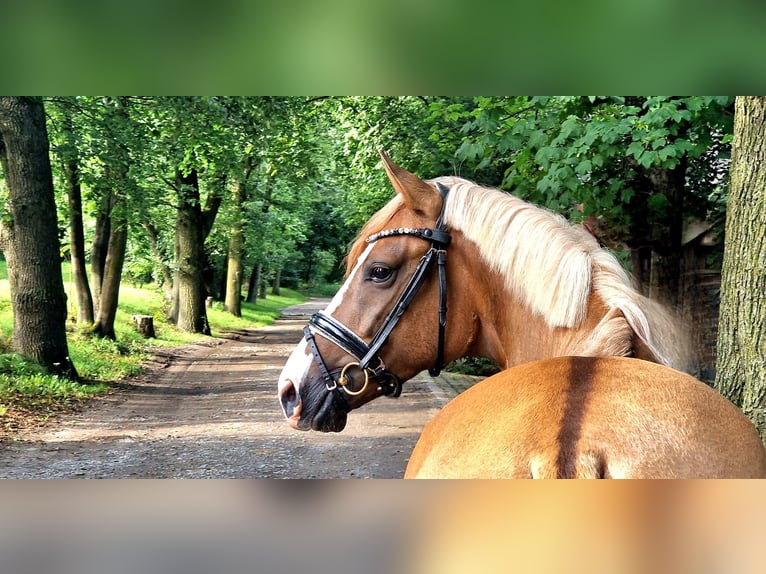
[0,259,306,434]
[206,290,307,335]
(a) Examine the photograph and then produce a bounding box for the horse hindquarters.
[405,357,766,479]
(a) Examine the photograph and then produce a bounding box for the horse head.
[277,152,477,432]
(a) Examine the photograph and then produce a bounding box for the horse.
[277,152,766,477]
[404,356,766,478]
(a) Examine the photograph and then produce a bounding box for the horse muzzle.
[279,375,350,433]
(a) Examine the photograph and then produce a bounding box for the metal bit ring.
[338,362,370,396]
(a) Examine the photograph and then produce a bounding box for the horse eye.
[369,265,393,283]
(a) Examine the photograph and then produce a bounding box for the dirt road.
[0,299,472,478]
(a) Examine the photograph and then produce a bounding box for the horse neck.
[458,245,633,368]
[482,295,635,369]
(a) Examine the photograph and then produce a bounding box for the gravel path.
[0,299,473,478]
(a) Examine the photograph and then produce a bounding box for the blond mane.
[432,176,686,369]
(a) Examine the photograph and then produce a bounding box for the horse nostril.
[279,380,300,418]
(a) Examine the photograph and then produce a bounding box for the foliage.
[446,96,734,247]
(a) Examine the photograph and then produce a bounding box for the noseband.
[302,182,451,404]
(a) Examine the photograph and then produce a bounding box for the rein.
[303,182,452,402]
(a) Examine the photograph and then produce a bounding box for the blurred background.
[1,481,765,574]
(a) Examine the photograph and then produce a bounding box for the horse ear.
[379,150,442,219]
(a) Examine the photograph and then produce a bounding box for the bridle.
[302,182,451,406]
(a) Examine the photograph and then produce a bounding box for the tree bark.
[0,97,78,378]
[131,315,155,338]
[91,200,127,339]
[715,96,766,442]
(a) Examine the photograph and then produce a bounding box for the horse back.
[405,357,766,479]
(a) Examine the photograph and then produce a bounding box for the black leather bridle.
[302,182,451,404]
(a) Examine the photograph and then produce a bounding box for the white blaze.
[277,244,374,398]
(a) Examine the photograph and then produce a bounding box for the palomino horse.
[405,357,766,478]
[277,152,766,477]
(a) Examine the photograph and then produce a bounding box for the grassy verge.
[0,265,306,436]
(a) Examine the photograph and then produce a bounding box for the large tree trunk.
[715,96,766,442]
[0,97,78,378]
[57,102,95,324]
[170,168,224,333]
[224,178,245,317]
[173,168,210,334]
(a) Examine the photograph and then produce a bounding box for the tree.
[130,97,228,333]
[0,97,78,378]
[48,97,95,325]
[172,167,221,334]
[90,97,134,339]
[715,96,766,441]
[224,170,248,316]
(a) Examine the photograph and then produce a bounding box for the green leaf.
[627,141,644,159]
[637,150,658,168]
[658,147,677,162]
[575,159,592,175]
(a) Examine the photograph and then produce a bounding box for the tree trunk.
[90,188,111,313]
[246,263,261,303]
[0,97,78,378]
[131,315,156,338]
[646,159,686,307]
[173,168,210,334]
[58,103,95,324]
[142,222,173,299]
[626,159,686,306]
[272,267,281,296]
[91,206,127,339]
[168,272,180,325]
[224,178,244,317]
[715,96,766,442]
